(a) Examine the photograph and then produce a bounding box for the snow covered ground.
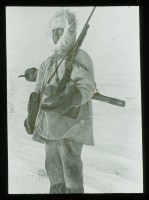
[7,6,143,193]
[7,69,143,194]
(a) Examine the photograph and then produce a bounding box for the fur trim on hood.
[48,9,77,55]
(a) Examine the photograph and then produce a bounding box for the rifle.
[92,93,125,107]
[55,6,125,108]
[20,7,126,109]
[56,7,96,93]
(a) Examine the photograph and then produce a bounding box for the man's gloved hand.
[40,81,76,111]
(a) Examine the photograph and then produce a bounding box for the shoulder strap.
[40,53,66,93]
[40,54,99,94]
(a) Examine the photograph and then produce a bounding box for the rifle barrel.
[85,7,96,25]
[74,7,96,49]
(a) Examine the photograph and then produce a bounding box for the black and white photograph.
[6,6,143,194]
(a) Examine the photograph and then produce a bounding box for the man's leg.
[57,139,84,193]
[66,185,84,193]
[50,183,66,194]
[45,140,66,194]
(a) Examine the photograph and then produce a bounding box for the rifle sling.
[40,54,96,100]
[51,54,89,72]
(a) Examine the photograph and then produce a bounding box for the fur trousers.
[45,138,84,194]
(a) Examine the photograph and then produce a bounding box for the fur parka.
[32,9,95,145]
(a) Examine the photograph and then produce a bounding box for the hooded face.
[52,27,64,44]
[51,17,65,44]
[49,9,77,54]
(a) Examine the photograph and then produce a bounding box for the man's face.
[52,27,64,44]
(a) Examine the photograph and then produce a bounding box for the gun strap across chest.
[40,53,98,97]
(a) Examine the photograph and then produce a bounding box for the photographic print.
[6,6,143,193]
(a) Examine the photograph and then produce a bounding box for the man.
[30,9,95,193]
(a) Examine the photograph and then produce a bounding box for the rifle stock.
[92,92,125,107]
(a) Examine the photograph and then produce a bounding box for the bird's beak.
[18,75,25,78]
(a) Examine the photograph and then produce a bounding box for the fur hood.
[48,9,77,54]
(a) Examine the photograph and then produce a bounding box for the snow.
[6,6,143,194]
[7,71,143,194]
